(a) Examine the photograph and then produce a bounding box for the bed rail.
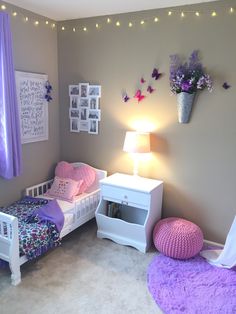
[25,179,53,197]
[1,162,107,286]
[0,212,21,285]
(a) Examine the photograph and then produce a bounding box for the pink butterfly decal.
[152,68,162,80]
[147,85,155,93]
[123,94,130,102]
[134,89,145,102]
[140,77,146,84]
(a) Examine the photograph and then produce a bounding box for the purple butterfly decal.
[45,94,52,102]
[147,85,155,93]
[134,89,145,102]
[152,68,162,80]
[45,81,53,102]
[222,82,231,90]
[123,94,130,102]
[140,77,146,84]
[45,81,53,92]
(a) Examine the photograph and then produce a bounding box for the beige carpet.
[0,219,162,314]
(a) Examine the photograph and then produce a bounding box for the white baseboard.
[204,239,224,247]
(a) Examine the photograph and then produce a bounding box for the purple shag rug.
[147,249,236,314]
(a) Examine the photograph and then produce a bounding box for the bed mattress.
[38,191,97,233]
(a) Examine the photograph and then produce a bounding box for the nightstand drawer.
[101,185,150,209]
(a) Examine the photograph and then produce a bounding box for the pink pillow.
[55,161,96,194]
[46,176,83,202]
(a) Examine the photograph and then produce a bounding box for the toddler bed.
[0,162,107,285]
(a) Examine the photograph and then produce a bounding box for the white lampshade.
[123,131,150,153]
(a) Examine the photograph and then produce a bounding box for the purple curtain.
[0,12,22,179]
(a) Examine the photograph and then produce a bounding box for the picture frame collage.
[69,83,101,134]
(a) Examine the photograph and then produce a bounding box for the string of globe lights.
[0,4,57,29]
[54,7,236,32]
[1,4,235,33]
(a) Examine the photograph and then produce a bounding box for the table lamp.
[123,131,151,176]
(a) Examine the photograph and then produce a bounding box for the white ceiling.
[4,0,218,21]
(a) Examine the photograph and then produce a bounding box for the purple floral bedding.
[0,196,61,260]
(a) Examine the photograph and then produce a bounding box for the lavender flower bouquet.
[170,50,212,95]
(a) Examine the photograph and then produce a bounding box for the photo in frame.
[80,98,89,108]
[69,109,80,118]
[79,83,89,98]
[88,85,101,97]
[70,96,79,109]
[89,97,99,109]
[80,121,89,132]
[69,82,101,135]
[69,85,80,96]
[80,108,88,121]
[70,118,80,132]
[88,109,101,121]
[88,119,98,134]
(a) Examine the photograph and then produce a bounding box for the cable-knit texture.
[153,217,203,259]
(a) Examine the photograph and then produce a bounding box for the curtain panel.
[0,12,22,179]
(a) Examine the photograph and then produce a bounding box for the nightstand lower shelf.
[96,199,150,252]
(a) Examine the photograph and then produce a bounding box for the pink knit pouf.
[153,217,203,259]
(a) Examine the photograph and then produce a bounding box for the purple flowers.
[170,50,212,95]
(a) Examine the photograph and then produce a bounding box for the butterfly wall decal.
[134,89,145,102]
[222,82,231,90]
[140,77,146,84]
[147,85,155,93]
[45,80,53,102]
[123,94,130,102]
[152,68,162,80]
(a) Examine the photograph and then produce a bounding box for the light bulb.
[154,17,159,22]
[13,12,17,16]
[230,7,234,13]
[73,27,76,32]
[61,26,65,30]
[181,12,185,18]
[195,12,200,17]
[25,17,29,22]
[52,23,56,28]
[107,18,111,23]
[35,21,39,25]
[96,23,99,28]
[1,5,6,10]
[83,27,87,31]
[168,11,172,16]
[116,21,120,26]
[140,20,145,25]
[128,22,133,27]
[45,21,49,25]
[211,11,217,17]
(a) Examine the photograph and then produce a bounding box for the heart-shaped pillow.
[55,161,96,194]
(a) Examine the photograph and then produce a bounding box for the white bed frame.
[0,162,107,286]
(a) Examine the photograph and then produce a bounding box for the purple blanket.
[0,196,62,262]
[27,199,64,233]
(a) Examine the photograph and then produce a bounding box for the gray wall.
[58,0,236,243]
[0,1,60,205]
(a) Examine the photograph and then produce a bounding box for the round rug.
[147,248,236,314]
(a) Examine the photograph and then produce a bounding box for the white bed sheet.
[63,213,74,229]
[38,192,95,213]
[36,191,98,231]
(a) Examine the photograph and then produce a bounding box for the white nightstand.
[95,173,163,253]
